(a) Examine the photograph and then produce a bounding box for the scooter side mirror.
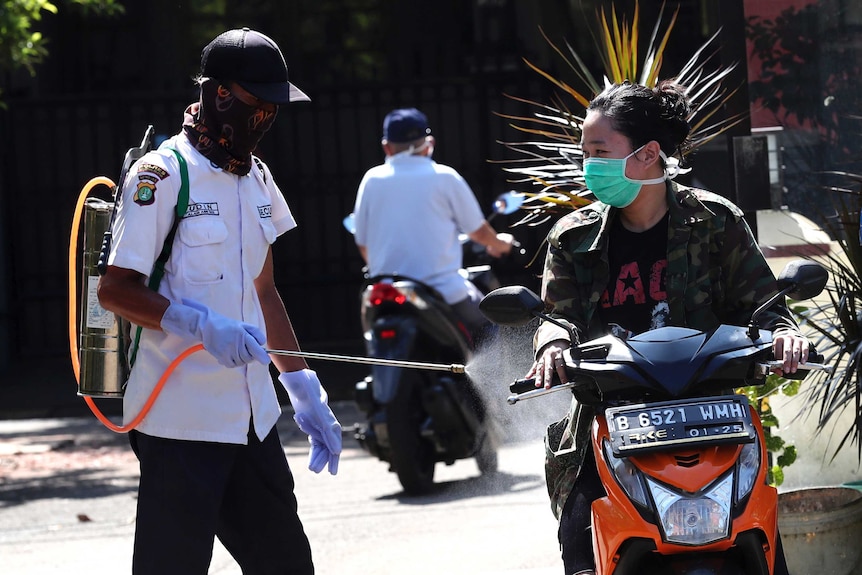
[479,286,545,327]
[749,259,829,339]
[480,286,580,351]
[492,191,525,216]
[479,286,544,326]
[777,259,829,301]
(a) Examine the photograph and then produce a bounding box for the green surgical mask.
[583,146,668,208]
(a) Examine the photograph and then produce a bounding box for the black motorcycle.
[344,192,527,494]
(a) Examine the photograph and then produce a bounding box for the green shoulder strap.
[129,148,190,368]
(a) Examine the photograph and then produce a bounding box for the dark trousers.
[558,449,605,574]
[558,449,790,575]
[129,425,314,575]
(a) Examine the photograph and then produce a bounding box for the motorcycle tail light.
[368,283,407,306]
[364,282,431,310]
[736,437,761,501]
[603,439,649,508]
[379,329,397,339]
[647,473,733,546]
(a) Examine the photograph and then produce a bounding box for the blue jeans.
[451,284,494,346]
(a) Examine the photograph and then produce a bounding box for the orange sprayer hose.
[69,176,200,433]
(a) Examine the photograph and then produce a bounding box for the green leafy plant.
[738,373,800,486]
[0,0,123,102]
[782,187,862,463]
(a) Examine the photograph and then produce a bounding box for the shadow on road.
[0,418,138,507]
[378,469,545,504]
[0,418,128,447]
[0,465,138,507]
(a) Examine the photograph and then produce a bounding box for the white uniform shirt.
[353,154,485,303]
[108,134,296,444]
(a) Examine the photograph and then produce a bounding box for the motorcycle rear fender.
[361,279,473,357]
[590,408,778,574]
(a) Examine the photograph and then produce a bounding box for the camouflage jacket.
[537,181,799,520]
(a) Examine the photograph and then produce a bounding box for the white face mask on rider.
[390,137,433,159]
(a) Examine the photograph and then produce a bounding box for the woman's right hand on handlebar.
[526,339,570,389]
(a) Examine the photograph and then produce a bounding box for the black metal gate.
[1,75,548,361]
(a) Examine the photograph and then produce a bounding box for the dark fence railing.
[1,75,550,366]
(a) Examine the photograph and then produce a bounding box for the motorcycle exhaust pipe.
[266,348,467,374]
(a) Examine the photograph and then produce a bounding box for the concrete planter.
[778,487,862,575]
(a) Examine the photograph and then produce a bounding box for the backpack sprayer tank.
[76,126,154,398]
[77,197,129,397]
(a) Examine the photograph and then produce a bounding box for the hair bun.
[654,80,690,121]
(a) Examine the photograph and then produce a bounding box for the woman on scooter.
[527,80,807,575]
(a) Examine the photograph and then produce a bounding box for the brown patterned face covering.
[182,78,277,175]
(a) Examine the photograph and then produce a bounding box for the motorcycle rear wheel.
[387,372,436,495]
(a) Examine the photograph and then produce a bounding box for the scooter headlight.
[603,439,649,508]
[647,473,733,546]
[736,437,761,501]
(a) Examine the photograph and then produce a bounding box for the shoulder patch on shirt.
[257,204,272,218]
[133,176,157,206]
[137,163,169,180]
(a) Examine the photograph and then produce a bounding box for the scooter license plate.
[605,395,755,456]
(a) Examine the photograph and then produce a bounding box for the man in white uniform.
[353,107,514,341]
[97,28,339,575]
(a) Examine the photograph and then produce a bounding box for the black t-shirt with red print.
[598,212,670,339]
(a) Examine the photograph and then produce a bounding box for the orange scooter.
[480,260,831,575]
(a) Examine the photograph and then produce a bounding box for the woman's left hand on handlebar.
[772,331,810,376]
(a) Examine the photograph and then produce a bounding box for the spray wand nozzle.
[265,348,466,374]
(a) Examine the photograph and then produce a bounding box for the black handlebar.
[508,350,828,397]
[510,378,538,395]
[781,350,825,380]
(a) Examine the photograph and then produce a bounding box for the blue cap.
[382,108,431,143]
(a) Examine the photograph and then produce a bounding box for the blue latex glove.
[160,298,270,368]
[278,369,342,474]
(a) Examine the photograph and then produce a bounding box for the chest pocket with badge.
[177,218,229,284]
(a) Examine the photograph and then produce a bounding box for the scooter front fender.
[590,410,778,575]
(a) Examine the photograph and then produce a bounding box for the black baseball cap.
[201,28,310,104]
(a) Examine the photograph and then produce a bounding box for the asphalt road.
[0,391,571,575]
